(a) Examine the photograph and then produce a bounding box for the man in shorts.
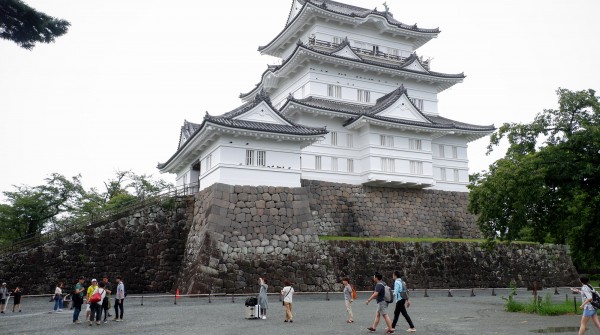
[365,273,394,334]
[85,279,98,321]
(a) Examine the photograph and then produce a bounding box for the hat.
[1,282,5,285]
[91,278,97,282]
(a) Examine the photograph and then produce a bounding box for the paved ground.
[0,288,586,334]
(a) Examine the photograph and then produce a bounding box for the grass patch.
[503,286,580,316]
[318,235,535,244]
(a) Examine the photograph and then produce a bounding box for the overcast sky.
[1,0,599,196]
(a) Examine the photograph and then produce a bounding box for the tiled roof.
[285,85,495,132]
[262,0,439,52]
[242,43,464,99]
[204,116,328,135]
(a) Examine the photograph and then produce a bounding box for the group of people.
[62,275,125,326]
[252,272,415,333]
[0,282,22,313]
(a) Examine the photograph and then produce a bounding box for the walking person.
[0,282,9,313]
[53,282,64,312]
[281,280,294,323]
[12,286,22,312]
[365,272,394,334]
[113,276,125,322]
[89,282,106,326]
[342,278,354,323]
[85,278,98,321]
[257,277,269,319]
[572,276,600,335]
[391,271,415,332]
[72,277,85,323]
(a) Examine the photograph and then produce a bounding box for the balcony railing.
[307,37,430,70]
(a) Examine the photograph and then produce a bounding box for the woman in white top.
[572,276,600,335]
[53,282,63,312]
[281,280,294,323]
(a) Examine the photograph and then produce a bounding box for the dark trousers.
[391,299,414,329]
[90,303,102,322]
[114,299,124,319]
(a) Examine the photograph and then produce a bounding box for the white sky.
[1,0,599,195]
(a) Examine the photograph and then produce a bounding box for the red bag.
[351,285,357,300]
[89,292,102,304]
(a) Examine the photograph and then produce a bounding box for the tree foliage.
[0,0,70,50]
[0,171,172,245]
[468,88,600,268]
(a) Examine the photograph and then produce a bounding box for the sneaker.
[103,320,107,324]
[406,329,416,332]
[367,327,376,333]
[96,322,101,325]
[113,317,118,321]
[89,322,93,327]
[386,331,395,334]
[284,320,288,323]
[261,316,266,320]
[289,320,293,323]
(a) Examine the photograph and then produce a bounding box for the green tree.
[468,88,600,268]
[0,0,70,50]
[0,174,85,241]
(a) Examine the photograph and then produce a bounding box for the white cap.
[91,278,97,282]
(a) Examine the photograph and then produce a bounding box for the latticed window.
[440,167,446,181]
[346,133,353,148]
[331,131,338,146]
[347,159,354,172]
[454,169,460,182]
[380,135,394,147]
[410,98,424,110]
[409,139,422,150]
[315,156,322,170]
[452,146,458,159]
[381,158,395,172]
[206,154,212,169]
[438,144,445,158]
[257,151,266,167]
[357,89,370,103]
[327,84,342,98]
[245,150,254,166]
[410,161,423,175]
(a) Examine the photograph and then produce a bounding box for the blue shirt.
[393,278,404,301]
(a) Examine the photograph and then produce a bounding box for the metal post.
[209,289,212,304]
[574,297,577,313]
[424,289,429,298]
[492,288,496,296]
[141,295,144,306]
[231,290,235,303]
[566,293,568,303]
[554,287,559,295]
[470,288,476,297]
[174,292,177,305]
[326,291,330,301]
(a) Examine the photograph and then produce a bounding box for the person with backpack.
[391,271,416,332]
[572,276,600,335]
[365,272,394,334]
[342,278,355,323]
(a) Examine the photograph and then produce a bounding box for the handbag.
[89,291,102,304]
[53,294,60,301]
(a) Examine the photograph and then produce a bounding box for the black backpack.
[587,285,600,309]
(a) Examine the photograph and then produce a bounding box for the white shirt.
[282,286,294,303]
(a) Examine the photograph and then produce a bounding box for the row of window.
[331,36,403,58]
[440,167,461,182]
[325,84,424,108]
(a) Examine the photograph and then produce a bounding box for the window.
[347,159,354,172]
[372,45,379,54]
[346,133,354,148]
[357,89,370,103]
[332,36,342,45]
[381,158,395,172]
[410,98,424,110]
[245,150,254,166]
[246,150,266,166]
[331,157,338,171]
[440,167,446,181]
[257,150,266,167]
[315,156,322,170]
[454,169,460,182]
[452,146,458,159]
[438,144,445,158]
[331,131,338,146]
[388,47,399,57]
[409,139,422,151]
[327,84,342,98]
[410,161,423,175]
[380,135,394,147]
[206,154,212,170]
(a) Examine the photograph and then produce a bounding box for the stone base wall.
[303,180,480,238]
[0,197,193,294]
[0,182,580,295]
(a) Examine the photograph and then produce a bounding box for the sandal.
[367,327,376,333]
[347,320,354,323]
